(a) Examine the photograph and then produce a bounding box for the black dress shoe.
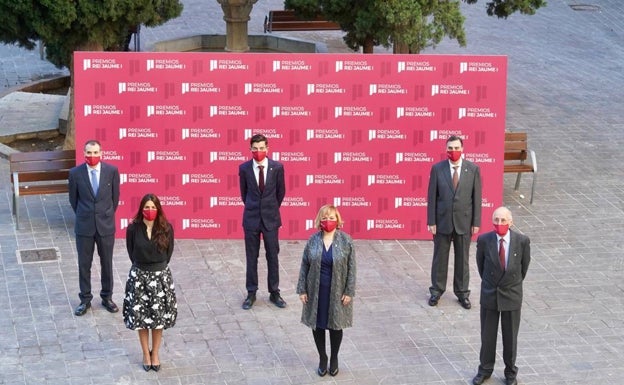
[151,364,161,372]
[472,373,490,385]
[505,378,517,385]
[428,295,440,306]
[242,293,256,310]
[317,367,327,377]
[101,299,119,313]
[459,297,471,309]
[142,364,151,372]
[74,302,91,316]
[269,293,287,308]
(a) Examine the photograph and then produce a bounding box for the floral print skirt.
[123,265,177,330]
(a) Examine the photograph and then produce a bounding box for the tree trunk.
[63,41,103,150]
[393,39,409,54]
[363,37,375,54]
[63,85,76,150]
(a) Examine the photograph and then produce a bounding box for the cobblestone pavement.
[0,0,623,384]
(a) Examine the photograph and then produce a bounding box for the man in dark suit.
[239,134,286,310]
[472,206,530,385]
[427,135,482,309]
[69,140,120,316]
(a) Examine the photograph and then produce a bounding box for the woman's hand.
[341,295,352,306]
[299,294,308,304]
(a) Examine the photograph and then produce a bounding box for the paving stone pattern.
[0,0,623,384]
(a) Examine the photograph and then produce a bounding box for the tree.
[284,0,546,54]
[376,0,467,54]
[0,0,184,149]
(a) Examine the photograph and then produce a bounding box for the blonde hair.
[314,204,344,230]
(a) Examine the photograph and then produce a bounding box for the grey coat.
[296,230,356,330]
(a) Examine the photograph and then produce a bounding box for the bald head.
[492,206,513,226]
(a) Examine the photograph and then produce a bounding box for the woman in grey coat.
[297,204,356,377]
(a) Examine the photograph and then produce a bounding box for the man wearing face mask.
[69,139,120,316]
[427,135,482,309]
[239,134,286,310]
[472,206,530,385]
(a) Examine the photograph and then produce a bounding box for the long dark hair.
[132,193,171,252]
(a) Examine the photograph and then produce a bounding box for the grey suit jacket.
[68,162,120,237]
[426,159,482,234]
[239,158,285,231]
[476,230,531,311]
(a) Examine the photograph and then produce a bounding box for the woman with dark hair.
[296,204,356,377]
[123,193,177,372]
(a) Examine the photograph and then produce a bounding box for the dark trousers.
[244,223,280,294]
[478,307,521,379]
[429,230,471,299]
[76,233,115,303]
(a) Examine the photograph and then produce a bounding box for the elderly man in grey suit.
[427,135,482,309]
[472,206,530,385]
[69,139,120,316]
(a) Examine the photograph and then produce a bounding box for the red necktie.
[452,166,459,190]
[499,238,506,271]
[258,165,265,193]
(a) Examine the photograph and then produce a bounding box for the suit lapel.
[487,232,503,271]
[507,231,521,272]
[443,162,454,191]
[83,164,98,198]
[264,160,274,190]
[455,163,472,194]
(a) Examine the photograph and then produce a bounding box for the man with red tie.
[472,206,531,385]
[238,134,286,310]
[427,135,482,309]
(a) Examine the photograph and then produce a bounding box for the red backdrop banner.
[74,52,507,240]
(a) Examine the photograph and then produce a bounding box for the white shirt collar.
[87,163,101,172]
[448,159,463,169]
[497,231,510,244]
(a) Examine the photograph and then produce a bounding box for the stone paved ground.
[0,0,623,384]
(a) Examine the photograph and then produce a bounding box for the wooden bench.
[264,10,340,33]
[504,132,537,204]
[9,150,76,229]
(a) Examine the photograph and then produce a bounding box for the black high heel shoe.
[317,354,328,376]
[329,357,339,376]
[150,349,161,371]
[143,351,152,371]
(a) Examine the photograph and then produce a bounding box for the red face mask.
[494,224,509,236]
[143,209,157,221]
[447,150,462,162]
[320,220,338,233]
[252,151,267,162]
[85,156,100,167]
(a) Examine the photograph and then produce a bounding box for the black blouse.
[126,221,174,272]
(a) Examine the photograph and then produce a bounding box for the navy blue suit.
[239,158,285,294]
[69,162,120,303]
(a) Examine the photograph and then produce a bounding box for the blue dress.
[316,244,333,329]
